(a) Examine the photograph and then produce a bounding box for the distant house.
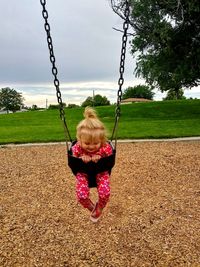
[0,109,12,114]
[16,109,28,113]
[0,108,28,114]
[121,98,152,104]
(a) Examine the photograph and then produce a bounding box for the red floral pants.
[76,171,110,210]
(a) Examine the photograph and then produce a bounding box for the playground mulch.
[0,141,200,267]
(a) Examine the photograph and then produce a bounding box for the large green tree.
[163,88,186,100]
[81,94,110,107]
[0,87,24,113]
[122,85,154,100]
[111,0,200,93]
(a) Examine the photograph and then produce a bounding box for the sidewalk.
[1,136,200,148]
[118,136,200,142]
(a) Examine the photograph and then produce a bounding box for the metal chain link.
[40,0,72,147]
[40,0,129,148]
[111,0,130,146]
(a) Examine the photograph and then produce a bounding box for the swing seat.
[40,1,129,187]
[68,141,116,188]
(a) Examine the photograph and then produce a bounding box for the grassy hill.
[0,99,200,144]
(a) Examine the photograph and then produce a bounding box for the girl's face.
[80,136,101,153]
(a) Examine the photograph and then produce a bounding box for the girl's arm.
[91,143,112,163]
[100,143,113,157]
[72,143,92,163]
[71,143,81,157]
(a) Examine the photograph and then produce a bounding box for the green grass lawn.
[0,99,200,144]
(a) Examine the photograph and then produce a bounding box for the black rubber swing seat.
[68,141,116,188]
[40,0,129,187]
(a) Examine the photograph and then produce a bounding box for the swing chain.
[111,0,130,145]
[40,0,72,147]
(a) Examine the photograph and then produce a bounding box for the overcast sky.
[0,0,199,107]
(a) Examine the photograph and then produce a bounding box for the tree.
[163,88,186,100]
[48,103,66,110]
[0,87,24,113]
[67,104,79,108]
[81,94,110,107]
[93,94,110,106]
[31,104,38,110]
[81,96,94,107]
[110,0,200,93]
[122,85,154,100]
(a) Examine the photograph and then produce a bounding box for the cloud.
[0,0,128,83]
[0,0,199,106]
[3,79,143,107]
[0,0,139,106]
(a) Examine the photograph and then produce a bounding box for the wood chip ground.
[0,142,200,267]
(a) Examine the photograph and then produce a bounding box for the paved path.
[118,136,200,142]
[1,136,200,147]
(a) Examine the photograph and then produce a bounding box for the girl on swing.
[72,107,113,222]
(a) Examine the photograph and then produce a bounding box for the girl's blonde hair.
[76,107,108,144]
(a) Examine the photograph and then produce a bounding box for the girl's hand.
[81,155,92,163]
[91,155,101,163]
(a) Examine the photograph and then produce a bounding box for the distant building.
[16,109,28,113]
[121,98,152,104]
[0,109,11,114]
[0,108,28,114]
